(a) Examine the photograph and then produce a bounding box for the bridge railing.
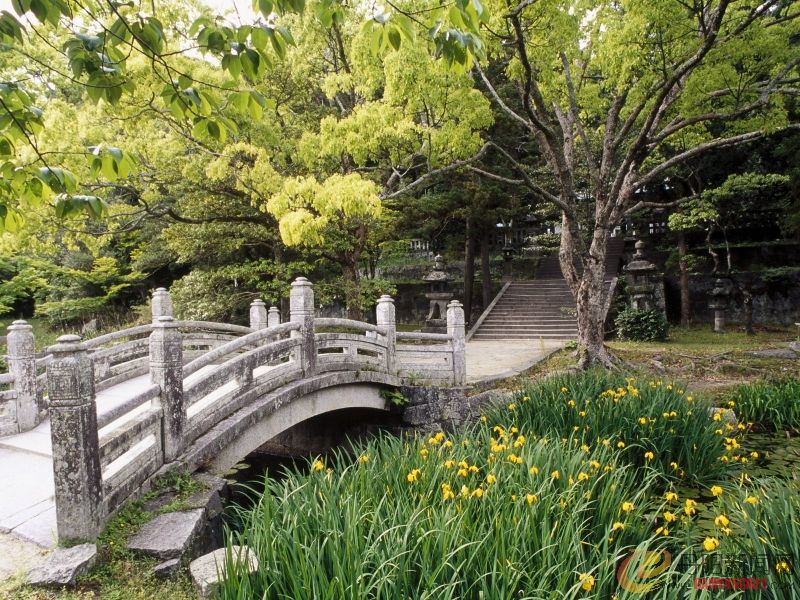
[34,277,465,542]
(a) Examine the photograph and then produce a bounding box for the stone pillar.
[376,295,396,375]
[150,316,184,461]
[151,287,173,321]
[47,335,103,542]
[6,320,40,432]
[268,306,281,328]
[249,299,268,330]
[709,278,732,333]
[447,300,466,386]
[290,277,316,376]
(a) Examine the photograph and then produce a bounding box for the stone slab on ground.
[26,543,96,587]
[126,509,205,560]
[190,545,259,600]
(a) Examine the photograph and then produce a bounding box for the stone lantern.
[624,240,657,310]
[422,255,453,333]
[709,278,732,333]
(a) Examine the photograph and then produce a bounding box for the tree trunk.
[463,219,476,327]
[342,262,362,320]
[560,213,614,368]
[678,231,691,327]
[480,230,491,310]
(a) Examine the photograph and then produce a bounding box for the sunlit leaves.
[87,145,137,181]
[0,11,24,45]
[54,194,107,219]
[63,33,129,104]
[11,0,70,27]
[0,83,43,142]
[266,173,382,248]
[128,15,165,57]
[191,18,295,82]
[228,90,269,120]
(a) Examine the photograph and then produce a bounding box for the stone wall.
[663,273,800,326]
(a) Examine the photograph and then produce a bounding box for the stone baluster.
[150,316,184,462]
[447,300,466,386]
[268,306,281,328]
[151,287,173,321]
[249,299,268,330]
[376,295,396,375]
[290,278,316,376]
[47,335,103,541]
[6,320,40,432]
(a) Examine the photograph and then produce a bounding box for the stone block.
[190,545,259,600]
[746,348,798,360]
[126,509,205,560]
[27,543,97,587]
[153,558,181,579]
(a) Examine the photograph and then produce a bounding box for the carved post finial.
[447,300,466,386]
[151,287,173,322]
[290,277,316,376]
[47,334,104,541]
[150,316,184,461]
[5,320,40,434]
[376,295,396,375]
[268,306,280,328]
[250,299,267,330]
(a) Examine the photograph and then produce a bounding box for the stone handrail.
[396,331,453,341]
[32,280,466,542]
[314,318,388,336]
[183,321,299,379]
[96,383,161,430]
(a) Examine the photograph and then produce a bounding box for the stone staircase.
[468,237,625,341]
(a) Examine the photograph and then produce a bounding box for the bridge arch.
[181,371,400,473]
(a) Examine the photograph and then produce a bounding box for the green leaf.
[387,26,401,51]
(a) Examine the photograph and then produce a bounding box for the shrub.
[614,307,669,341]
[727,378,800,431]
[497,370,740,486]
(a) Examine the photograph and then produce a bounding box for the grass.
[726,378,800,432]
[217,369,800,599]
[220,430,673,599]
[501,370,742,487]
[608,324,796,354]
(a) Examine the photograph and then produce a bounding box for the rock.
[190,545,259,600]
[746,348,798,360]
[153,558,181,579]
[708,407,738,427]
[790,341,800,353]
[184,481,225,519]
[126,509,205,560]
[26,543,97,588]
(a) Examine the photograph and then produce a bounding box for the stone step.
[482,317,576,326]
[471,333,576,340]
[481,323,578,331]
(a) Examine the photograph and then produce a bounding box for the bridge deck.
[0,339,562,552]
[0,373,158,547]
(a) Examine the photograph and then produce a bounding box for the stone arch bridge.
[0,278,471,542]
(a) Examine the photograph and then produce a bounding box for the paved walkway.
[465,339,565,384]
[0,340,564,581]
